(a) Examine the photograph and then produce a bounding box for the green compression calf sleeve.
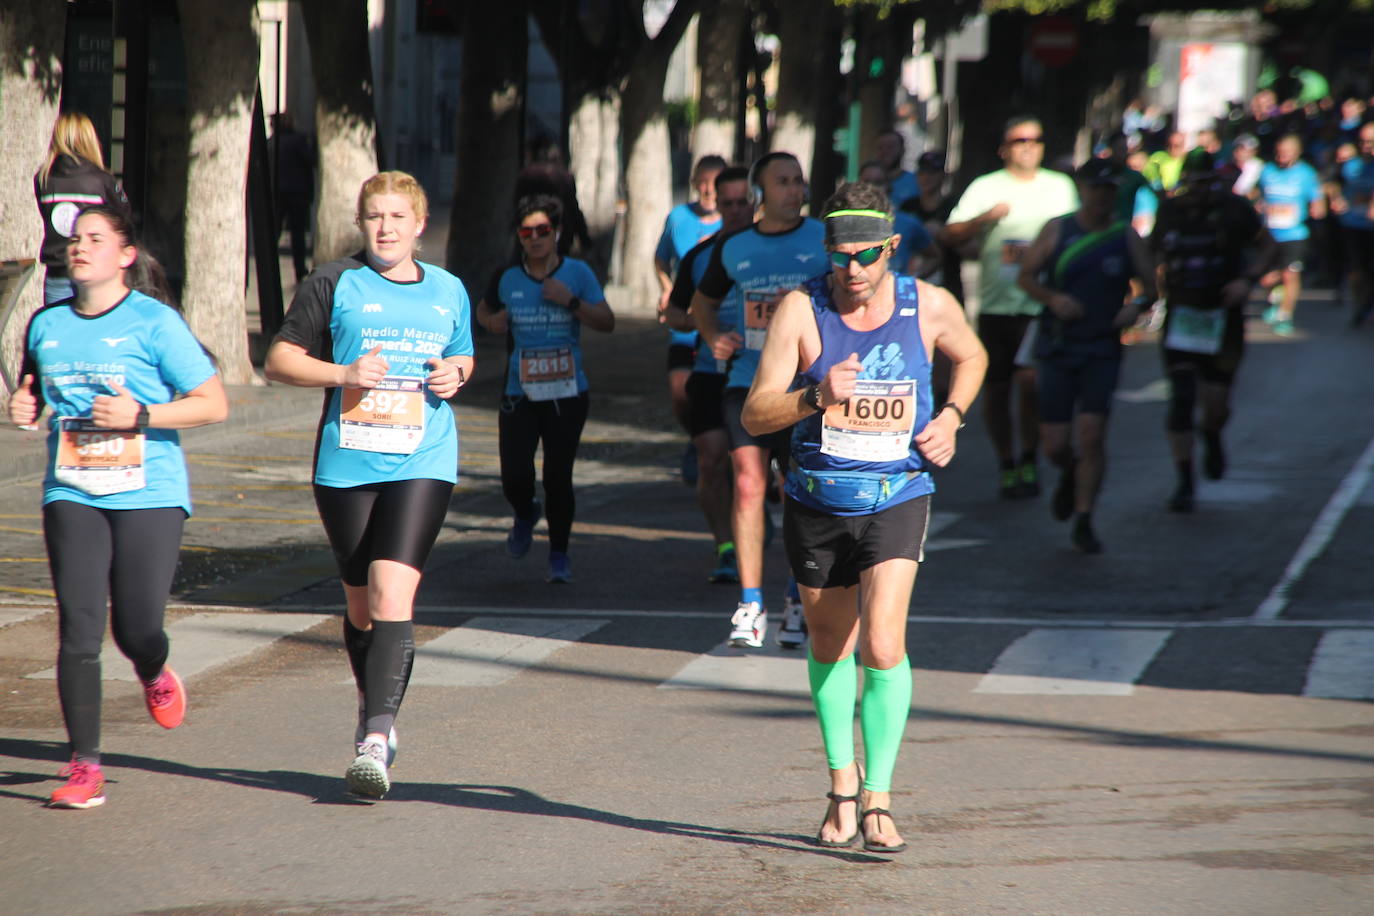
[807,649,857,771]
[860,657,913,793]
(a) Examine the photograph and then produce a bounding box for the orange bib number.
[519,346,577,401]
[1266,202,1299,231]
[743,292,780,351]
[821,379,918,462]
[55,418,146,495]
[340,376,426,453]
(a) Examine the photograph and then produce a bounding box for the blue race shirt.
[787,274,935,515]
[667,236,735,375]
[277,255,473,488]
[1339,156,1374,230]
[25,290,218,514]
[891,210,933,274]
[487,256,604,399]
[888,171,919,210]
[658,203,721,350]
[697,217,827,389]
[1257,160,1321,242]
[1035,214,1132,359]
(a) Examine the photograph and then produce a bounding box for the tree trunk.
[0,1,65,397]
[692,0,745,163]
[178,0,258,384]
[808,2,845,201]
[567,90,621,278]
[771,0,832,177]
[448,2,525,296]
[301,0,378,265]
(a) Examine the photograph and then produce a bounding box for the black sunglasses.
[1006,136,1044,146]
[829,242,889,269]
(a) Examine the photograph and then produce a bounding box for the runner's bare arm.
[662,300,695,333]
[690,288,725,348]
[541,277,615,332]
[91,375,228,430]
[475,298,509,334]
[741,290,819,436]
[426,354,475,400]
[265,340,389,388]
[915,279,986,466]
[1016,219,1081,319]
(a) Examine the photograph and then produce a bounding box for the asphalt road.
[1,293,1372,915]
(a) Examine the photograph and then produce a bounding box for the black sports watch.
[802,385,825,412]
[566,296,582,313]
[135,403,151,428]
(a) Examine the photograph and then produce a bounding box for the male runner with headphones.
[691,152,827,649]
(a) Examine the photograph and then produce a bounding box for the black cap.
[916,151,946,172]
[1181,147,1217,176]
[1075,158,1123,185]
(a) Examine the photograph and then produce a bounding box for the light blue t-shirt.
[1258,160,1321,242]
[892,211,933,274]
[277,256,473,488]
[25,290,218,514]
[698,218,828,389]
[488,257,605,399]
[889,171,919,210]
[658,203,721,350]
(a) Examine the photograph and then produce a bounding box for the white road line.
[405,616,609,687]
[659,623,810,696]
[0,607,48,629]
[974,628,1173,696]
[1302,630,1374,699]
[25,612,329,681]
[1254,435,1374,620]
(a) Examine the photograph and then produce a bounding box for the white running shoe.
[346,739,391,798]
[728,601,767,649]
[776,596,807,649]
[354,693,398,767]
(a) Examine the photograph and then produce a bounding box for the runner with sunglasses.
[11,205,227,809]
[477,194,614,584]
[690,152,826,649]
[742,182,985,852]
[941,116,1078,500]
[266,171,474,798]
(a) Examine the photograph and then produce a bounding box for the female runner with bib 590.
[11,205,228,809]
[266,172,474,798]
[742,182,986,852]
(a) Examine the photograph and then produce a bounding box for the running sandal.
[708,547,739,584]
[547,551,572,584]
[346,739,391,798]
[506,499,542,559]
[860,807,908,853]
[728,601,766,649]
[48,758,105,809]
[776,596,807,649]
[143,667,186,729]
[815,790,860,848]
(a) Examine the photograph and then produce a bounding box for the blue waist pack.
[787,466,918,513]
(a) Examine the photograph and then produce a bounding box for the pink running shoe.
[49,758,106,809]
[144,667,186,729]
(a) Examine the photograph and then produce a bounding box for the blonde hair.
[39,112,107,185]
[356,171,429,224]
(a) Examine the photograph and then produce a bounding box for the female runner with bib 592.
[266,171,474,798]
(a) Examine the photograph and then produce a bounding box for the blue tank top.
[786,273,935,516]
[1035,215,1132,359]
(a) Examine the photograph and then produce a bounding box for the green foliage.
[666,98,698,133]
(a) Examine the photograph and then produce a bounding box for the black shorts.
[1038,353,1122,422]
[721,386,790,454]
[784,494,931,590]
[667,343,696,373]
[685,371,727,437]
[1274,239,1306,273]
[313,478,453,586]
[1161,304,1246,384]
[978,313,1036,386]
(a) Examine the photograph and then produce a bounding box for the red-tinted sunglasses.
[517,224,555,239]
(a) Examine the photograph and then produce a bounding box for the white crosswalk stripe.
[404,616,609,687]
[658,621,810,696]
[974,628,1173,696]
[25,612,329,681]
[1302,630,1374,699]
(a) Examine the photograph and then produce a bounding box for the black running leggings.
[313,478,454,586]
[43,501,186,760]
[498,393,589,554]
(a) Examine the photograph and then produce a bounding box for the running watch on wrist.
[566,296,582,313]
[135,403,150,428]
[938,402,966,429]
[803,385,825,412]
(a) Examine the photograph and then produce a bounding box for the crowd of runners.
[11,80,1348,850]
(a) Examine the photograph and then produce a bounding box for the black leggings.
[313,478,454,586]
[43,501,186,760]
[498,393,589,553]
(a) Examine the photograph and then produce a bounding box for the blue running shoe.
[547,551,572,584]
[708,547,739,584]
[507,499,541,559]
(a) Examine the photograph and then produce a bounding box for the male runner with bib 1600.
[690,151,827,650]
[742,183,986,854]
